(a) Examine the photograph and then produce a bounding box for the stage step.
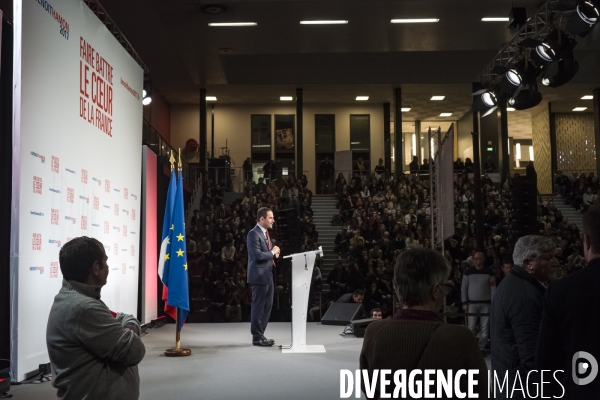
[312,197,343,283]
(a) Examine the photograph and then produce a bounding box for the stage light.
[472,88,498,116]
[280,96,293,101]
[356,96,369,101]
[206,96,217,101]
[541,56,579,87]
[582,95,594,99]
[508,89,542,110]
[573,107,588,111]
[566,1,599,36]
[430,96,445,100]
[142,79,152,106]
[499,67,522,95]
[532,42,556,64]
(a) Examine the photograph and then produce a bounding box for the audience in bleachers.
[184,164,587,325]
[327,163,585,321]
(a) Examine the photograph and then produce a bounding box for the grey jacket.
[46,280,145,400]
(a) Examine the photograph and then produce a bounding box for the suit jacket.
[537,257,600,399]
[246,225,275,285]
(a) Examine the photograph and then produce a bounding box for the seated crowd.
[186,174,320,322]
[555,169,599,211]
[328,163,586,320]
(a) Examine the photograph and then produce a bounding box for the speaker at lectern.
[280,247,326,353]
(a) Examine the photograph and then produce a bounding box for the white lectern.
[280,247,326,353]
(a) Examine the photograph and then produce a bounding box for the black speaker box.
[321,303,363,325]
[0,368,9,395]
[351,318,378,338]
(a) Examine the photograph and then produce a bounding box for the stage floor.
[10,322,493,399]
[10,322,366,400]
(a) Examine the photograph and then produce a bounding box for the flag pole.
[165,308,190,356]
[164,149,191,357]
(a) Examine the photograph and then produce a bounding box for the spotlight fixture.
[541,56,579,87]
[507,89,542,110]
[532,42,556,65]
[522,29,574,70]
[566,1,599,37]
[496,60,539,95]
[472,88,498,116]
[142,79,152,106]
[540,31,579,87]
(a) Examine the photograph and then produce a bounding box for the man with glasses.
[461,252,496,355]
[490,236,557,399]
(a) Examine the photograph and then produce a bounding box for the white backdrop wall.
[11,0,143,380]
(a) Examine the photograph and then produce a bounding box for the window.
[350,114,370,170]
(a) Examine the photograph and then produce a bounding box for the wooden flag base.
[164,348,191,357]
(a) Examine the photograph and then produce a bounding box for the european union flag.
[162,170,189,330]
[158,167,177,314]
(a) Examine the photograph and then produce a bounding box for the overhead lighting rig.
[474,0,600,115]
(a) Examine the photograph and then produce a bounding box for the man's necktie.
[265,230,276,267]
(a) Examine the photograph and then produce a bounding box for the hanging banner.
[11,0,143,380]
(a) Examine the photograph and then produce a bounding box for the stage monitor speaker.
[0,369,9,395]
[321,303,363,326]
[351,318,377,338]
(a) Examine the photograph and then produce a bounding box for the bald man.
[461,251,496,354]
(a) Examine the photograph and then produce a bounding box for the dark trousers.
[250,275,274,341]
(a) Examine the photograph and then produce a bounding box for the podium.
[280,247,326,353]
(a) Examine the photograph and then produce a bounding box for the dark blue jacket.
[490,265,546,399]
[246,225,274,285]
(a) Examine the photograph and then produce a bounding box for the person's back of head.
[59,236,104,283]
[393,248,450,308]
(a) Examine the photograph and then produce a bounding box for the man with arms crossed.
[46,236,145,400]
[247,207,281,346]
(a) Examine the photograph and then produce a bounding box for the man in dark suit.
[537,204,600,398]
[247,207,280,346]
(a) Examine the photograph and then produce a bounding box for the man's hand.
[124,324,140,335]
[272,246,281,258]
